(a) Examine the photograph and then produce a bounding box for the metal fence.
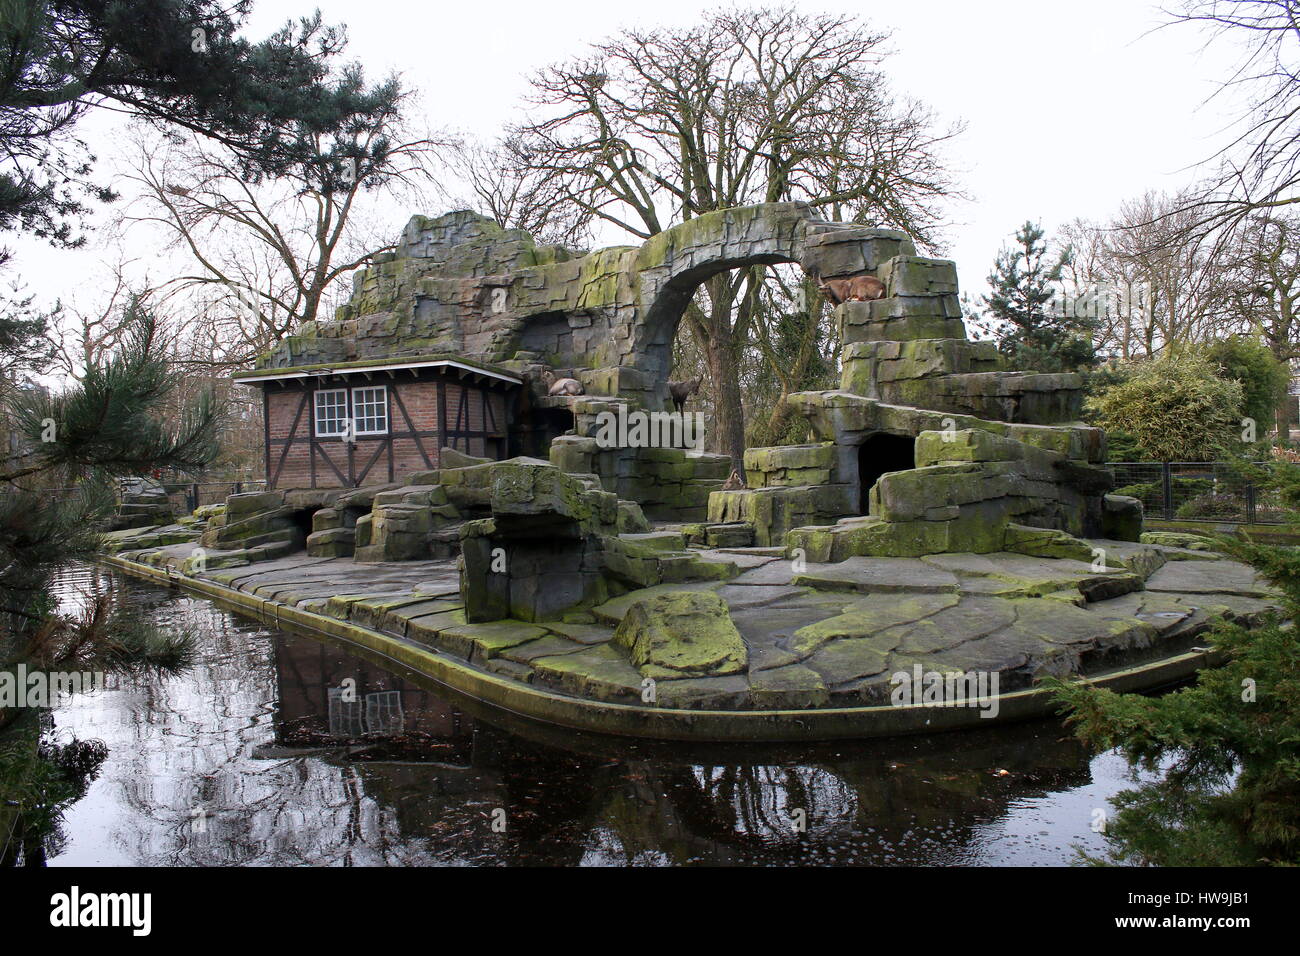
[1110,462,1286,524]
[35,480,266,515]
[164,480,267,513]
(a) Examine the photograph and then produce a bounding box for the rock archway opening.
[858,433,916,514]
[646,256,813,400]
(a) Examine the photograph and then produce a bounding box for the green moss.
[529,643,643,701]
[612,590,747,678]
[436,620,547,662]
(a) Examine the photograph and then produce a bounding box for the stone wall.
[254,204,915,411]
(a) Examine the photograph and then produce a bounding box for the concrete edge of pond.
[100,553,1222,743]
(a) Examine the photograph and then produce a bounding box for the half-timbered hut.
[234,355,519,489]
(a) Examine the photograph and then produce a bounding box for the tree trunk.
[699,273,751,465]
[704,327,746,464]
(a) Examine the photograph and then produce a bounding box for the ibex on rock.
[815,272,886,305]
[541,369,584,396]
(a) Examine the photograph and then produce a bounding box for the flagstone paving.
[110,536,1280,713]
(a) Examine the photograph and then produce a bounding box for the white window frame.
[313,388,349,437]
[350,385,389,437]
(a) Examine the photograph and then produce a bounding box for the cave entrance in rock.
[285,508,316,552]
[535,406,576,454]
[858,433,916,514]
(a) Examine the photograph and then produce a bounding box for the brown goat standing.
[668,376,702,412]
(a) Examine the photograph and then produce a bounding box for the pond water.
[40,564,1136,866]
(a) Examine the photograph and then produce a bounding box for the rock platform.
[101,532,1279,741]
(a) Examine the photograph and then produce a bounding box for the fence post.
[1162,462,1174,520]
[234,481,242,496]
[1246,480,1257,525]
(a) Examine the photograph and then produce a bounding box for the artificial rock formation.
[239,201,1125,566]
[247,201,1130,559]
[711,265,1132,558]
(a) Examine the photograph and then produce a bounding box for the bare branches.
[115,118,440,371]
[1218,210,1300,361]
[42,258,136,381]
[1160,2,1300,238]
[506,7,960,245]
[1060,190,1237,358]
[1062,188,1300,373]
[437,137,593,249]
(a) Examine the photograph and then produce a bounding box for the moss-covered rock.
[1001,523,1097,562]
[1141,530,1218,552]
[612,590,747,678]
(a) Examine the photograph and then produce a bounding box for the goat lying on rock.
[721,469,746,490]
[815,272,885,305]
[541,369,584,396]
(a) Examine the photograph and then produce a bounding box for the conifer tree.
[979,221,1096,372]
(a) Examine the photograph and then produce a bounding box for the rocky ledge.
[102,530,1278,723]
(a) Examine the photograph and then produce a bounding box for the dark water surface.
[44,565,1135,866]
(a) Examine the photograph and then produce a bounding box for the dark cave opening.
[858,433,917,514]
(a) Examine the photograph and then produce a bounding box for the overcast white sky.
[9,0,1252,331]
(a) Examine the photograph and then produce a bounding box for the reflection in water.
[44,565,1130,866]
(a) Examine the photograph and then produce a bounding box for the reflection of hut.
[327,687,404,736]
[271,633,469,742]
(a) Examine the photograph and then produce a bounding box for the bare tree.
[501,6,962,461]
[1161,1,1300,238]
[117,111,440,369]
[1219,212,1300,429]
[1060,191,1232,358]
[438,136,593,249]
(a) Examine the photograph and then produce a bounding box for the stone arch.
[610,203,917,402]
[628,204,818,384]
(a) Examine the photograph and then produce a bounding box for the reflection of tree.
[0,710,107,865]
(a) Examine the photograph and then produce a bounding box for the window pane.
[351,386,388,435]
[314,389,347,436]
